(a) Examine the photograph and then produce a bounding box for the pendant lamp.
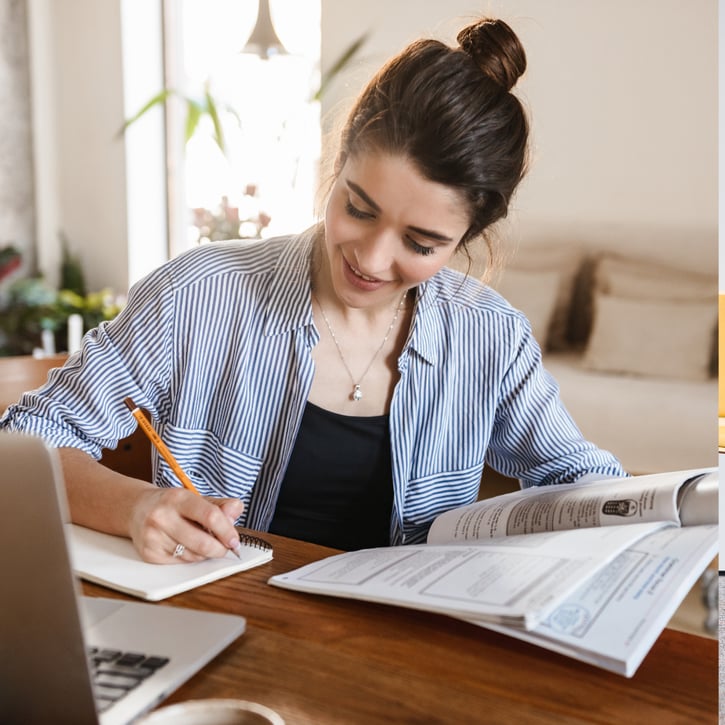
[242,0,288,59]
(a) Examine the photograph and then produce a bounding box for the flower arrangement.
[192,190,271,243]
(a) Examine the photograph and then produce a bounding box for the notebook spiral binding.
[238,532,273,552]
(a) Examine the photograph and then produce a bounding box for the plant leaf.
[185,99,204,143]
[204,89,226,153]
[117,88,175,137]
[314,32,369,101]
[118,80,241,158]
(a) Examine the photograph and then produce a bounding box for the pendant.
[352,384,363,402]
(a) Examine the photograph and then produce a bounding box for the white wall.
[29,0,131,292]
[28,0,166,294]
[321,0,717,274]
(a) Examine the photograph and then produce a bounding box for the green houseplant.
[0,241,123,356]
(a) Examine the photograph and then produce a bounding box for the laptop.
[0,432,247,725]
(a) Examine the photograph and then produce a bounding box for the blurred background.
[1,1,714,289]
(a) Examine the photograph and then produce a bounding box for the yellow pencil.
[123,397,241,558]
[123,397,201,496]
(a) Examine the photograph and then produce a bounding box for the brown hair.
[334,18,529,271]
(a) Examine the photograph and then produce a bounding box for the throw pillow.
[505,243,584,350]
[494,268,561,348]
[582,292,717,381]
[594,255,716,301]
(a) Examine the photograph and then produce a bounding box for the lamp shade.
[242,0,288,59]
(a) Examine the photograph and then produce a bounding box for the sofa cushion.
[545,351,717,473]
[582,292,717,381]
[595,254,716,301]
[590,254,718,376]
[494,268,561,348]
[499,242,584,351]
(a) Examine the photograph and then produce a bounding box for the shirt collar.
[405,278,443,366]
[263,227,317,337]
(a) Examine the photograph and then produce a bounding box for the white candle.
[67,313,83,353]
[41,328,56,355]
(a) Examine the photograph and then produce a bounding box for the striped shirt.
[0,227,626,544]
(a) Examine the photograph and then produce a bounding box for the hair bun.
[457,18,526,91]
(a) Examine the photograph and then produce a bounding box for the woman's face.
[323,152,471,310]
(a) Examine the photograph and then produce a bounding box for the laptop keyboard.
[88,647,169,713]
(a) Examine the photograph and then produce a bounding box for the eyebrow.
[346,180,456,243]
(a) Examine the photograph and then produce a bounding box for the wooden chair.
[0,354,152,481]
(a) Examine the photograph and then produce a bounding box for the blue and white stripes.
[1,228,626,544]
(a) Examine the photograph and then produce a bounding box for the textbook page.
[67,524,273,601]
[473,523,717,677]
[270,521,669,630]
[427,468,716,544]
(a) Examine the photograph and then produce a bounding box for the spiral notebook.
[68,525,273,601]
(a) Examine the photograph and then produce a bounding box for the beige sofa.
[453,235,718,475]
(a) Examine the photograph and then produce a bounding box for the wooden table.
[83,532,716,724]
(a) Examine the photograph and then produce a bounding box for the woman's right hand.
[128,486,245,563]
[59,447,245,564]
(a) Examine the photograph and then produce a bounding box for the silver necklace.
[313,291,408,402]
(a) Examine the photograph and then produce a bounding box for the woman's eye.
[345,200,372,220]
[344,197,434,256]
[407,238,435,256]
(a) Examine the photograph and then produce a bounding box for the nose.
[353,228,395,278]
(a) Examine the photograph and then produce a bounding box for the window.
[164,0,321,255]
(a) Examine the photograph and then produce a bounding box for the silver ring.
[172,543,185,558]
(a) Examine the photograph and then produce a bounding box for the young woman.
[0,18,625,561]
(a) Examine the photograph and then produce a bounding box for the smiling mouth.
[346,258,382,283]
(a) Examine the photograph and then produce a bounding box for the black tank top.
[269,401,394,550]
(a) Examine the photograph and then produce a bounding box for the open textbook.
[269,468,717,674]
[475,523,716,676]
[68,524,273,601]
